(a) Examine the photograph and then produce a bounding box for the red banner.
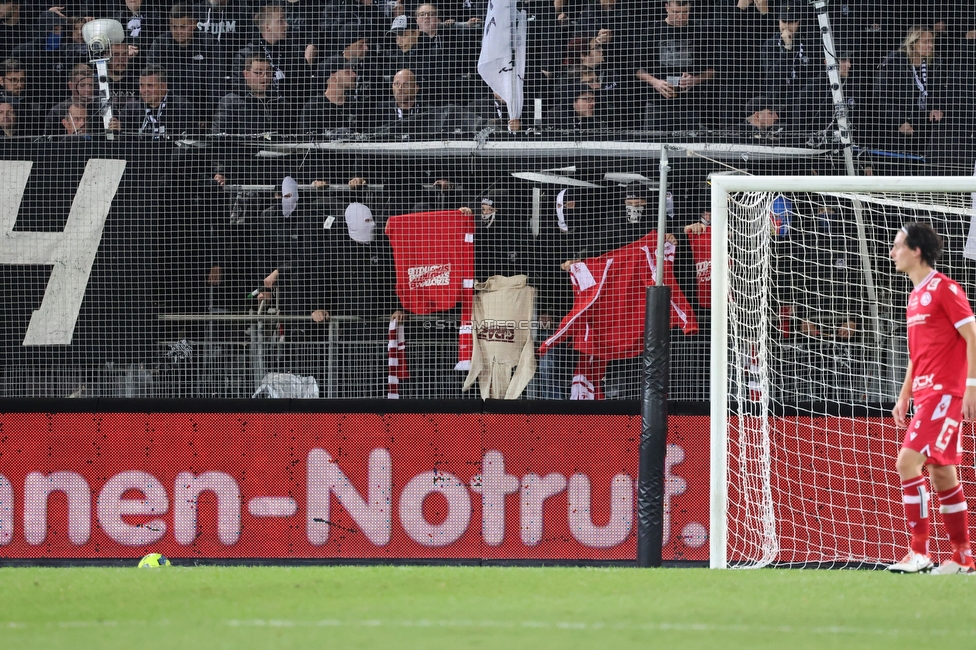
[0,413,711,561]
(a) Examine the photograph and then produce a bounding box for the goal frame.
[708,175,976,569]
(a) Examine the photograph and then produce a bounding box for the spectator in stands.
[0,99,16,136]
[319,24,371,72]
[759,5,816,124]
[212,54,286,134]
[316,25,380,122]
[113,0,161,62]
[636,0,717,131]
[59,100,88,136]
[563,37,605,86]
[526,0,563,73]
[194,0,249,58]
[412,2,477,106]
[331,199,401,398]
[734,96,785,141]
[561,84,604,130]
[1,1,30,61]
[64,16,94,68]
[317,0,384,60]
[570,0,637,127]
[120,65,193,136]
[252,177,335,384]
[714,0,777,121]
[11,9,70,110]
[105,43,139,102]
[282,0,324,56]
[620,182,652,244]
[326,194,399,321]
[872,25,948,158]
[1,57,39,133]
[0,55,25,103]
[300,66,359,133]
[236,0,312,117]
[44,62,94,135]
[376,67,428,132]
[460,188,536,282]
[147,4,225,131]
[407,168,466,213]
[379,15,422,82]
[527,187,589,400]
[555,194,679,399]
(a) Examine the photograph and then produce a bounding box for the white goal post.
[709,175,976,569]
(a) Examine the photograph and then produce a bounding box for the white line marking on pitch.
[3,619,974,638]
[221,619,976,637]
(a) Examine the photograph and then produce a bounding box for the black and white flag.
[477,0,526,120]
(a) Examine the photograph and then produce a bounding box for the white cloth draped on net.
[252,373,320,398]
[709,175,976,569]
[462,274,537,400]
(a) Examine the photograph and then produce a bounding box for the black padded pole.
[637,285,670,567]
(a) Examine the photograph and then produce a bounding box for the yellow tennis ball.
[137,553,171,568]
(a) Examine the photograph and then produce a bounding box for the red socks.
[901,478,972,564]
[902,476,930,556]
[938,485,974,566]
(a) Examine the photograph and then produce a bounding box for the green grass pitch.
[1,565,974,649]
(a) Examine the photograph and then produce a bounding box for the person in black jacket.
[463,188,536,283]
[374,67,430,133]
[635,0,717,131]
[11,9,70,111]
[120,64,194,136]
[112,0,161,65]
[251,177,336,384]
[310,192,401,396]
[234,1,311,123]
[212,54,286,134]
[147,4,225,130]
[193,0,249,60]
[300,65,359,134]
[759,5,816,124]
[872,25,948,158]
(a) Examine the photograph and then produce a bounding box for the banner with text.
[0,412,710,561]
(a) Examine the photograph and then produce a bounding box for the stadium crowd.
[0,0,974,158]
[2,0,975,400]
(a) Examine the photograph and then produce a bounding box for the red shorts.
[903,393,964,466]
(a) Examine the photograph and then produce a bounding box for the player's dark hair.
[902,222,943,267]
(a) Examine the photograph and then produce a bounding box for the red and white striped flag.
[387,317,409,399]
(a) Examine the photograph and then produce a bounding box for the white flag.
[478,0,526,120]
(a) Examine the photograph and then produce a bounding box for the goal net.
[709,175,976,569]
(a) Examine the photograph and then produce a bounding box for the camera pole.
[81,19,125,141]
